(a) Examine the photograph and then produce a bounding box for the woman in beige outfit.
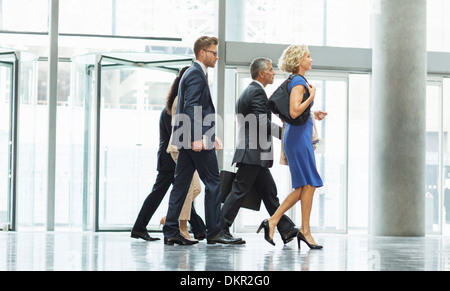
[160,67,202,239]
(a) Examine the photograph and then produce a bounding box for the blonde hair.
[278,44,309,74]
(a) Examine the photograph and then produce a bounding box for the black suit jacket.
[232,81,282,168]
[157,109,176,172]
[172,62,216,149]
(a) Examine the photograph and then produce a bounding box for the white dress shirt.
[253,80,265,89]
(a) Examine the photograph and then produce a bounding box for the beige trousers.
[170,151,201,220]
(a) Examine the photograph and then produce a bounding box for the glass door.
[424,77,450,235]
[426,80,443,234]
[83,53,193,231]
[308,73,349,233]
[443,78,450,235]
[0,51,19,231]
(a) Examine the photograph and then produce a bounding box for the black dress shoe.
[207,230,243,244]
[280,227,300,244]
[223,229,245,244]
[194,231,206,240]
[164,233,199,245]
[130,230,160,241]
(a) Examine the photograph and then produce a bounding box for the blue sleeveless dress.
[283,75,323,189]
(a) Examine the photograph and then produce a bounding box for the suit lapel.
[250,81,268,99]
[192,62,215,110]
[193,62,208,82]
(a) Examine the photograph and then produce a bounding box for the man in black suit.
[130,108,206,241]
[163,36,241,245]
[221,57,299,244]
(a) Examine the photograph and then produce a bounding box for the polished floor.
[1,231,450,271]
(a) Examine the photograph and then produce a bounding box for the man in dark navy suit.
[163,36,241,245]
[221,58,299,244]
[131,108,206,241]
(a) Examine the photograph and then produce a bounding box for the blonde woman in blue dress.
[258,44,327,249]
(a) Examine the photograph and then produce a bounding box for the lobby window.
[227,0,371,48]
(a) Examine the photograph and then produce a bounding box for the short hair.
[250,57,272,80]
[193,36,219,58]
[278,44,309,74]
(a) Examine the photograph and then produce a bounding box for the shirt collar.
[195,60,208,75]
[253,80,265,89]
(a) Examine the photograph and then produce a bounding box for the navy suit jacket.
[157,109,176,172]
[172,62,216,149]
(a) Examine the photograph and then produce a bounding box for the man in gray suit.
[221,58,299,244]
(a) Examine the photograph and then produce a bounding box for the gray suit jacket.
[232,81,282,168]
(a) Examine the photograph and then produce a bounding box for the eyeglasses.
[203,49,218,57]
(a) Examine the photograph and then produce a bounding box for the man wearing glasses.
[163,36,242,245]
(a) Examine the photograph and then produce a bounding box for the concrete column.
[370,0,427,236]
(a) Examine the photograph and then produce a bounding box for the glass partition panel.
[427,0,450,52]
[308,76,348,232]
[0,0,48,32]
[0,56,13,229]
[98,67,176,229]
[227,0,371,48]
[443,78,450,235]
[16,53,41,230]
[426,81,442,234]
[347,74,371,232]
[66,57,97,230]
[72,52,192,231]
[59,0,217,42]
[0,50,37,231]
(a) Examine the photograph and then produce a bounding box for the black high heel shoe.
[297,231,323,250]
[257,219,275,246]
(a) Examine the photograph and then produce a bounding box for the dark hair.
[165,66,190,115]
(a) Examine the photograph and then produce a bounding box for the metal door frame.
[0,51,20,231]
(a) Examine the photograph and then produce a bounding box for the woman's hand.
[314,110,328,121]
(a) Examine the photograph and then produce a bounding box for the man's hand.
[214,136,223,151]
[192,140,206,152]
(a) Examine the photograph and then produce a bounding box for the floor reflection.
[1,232,450,271]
